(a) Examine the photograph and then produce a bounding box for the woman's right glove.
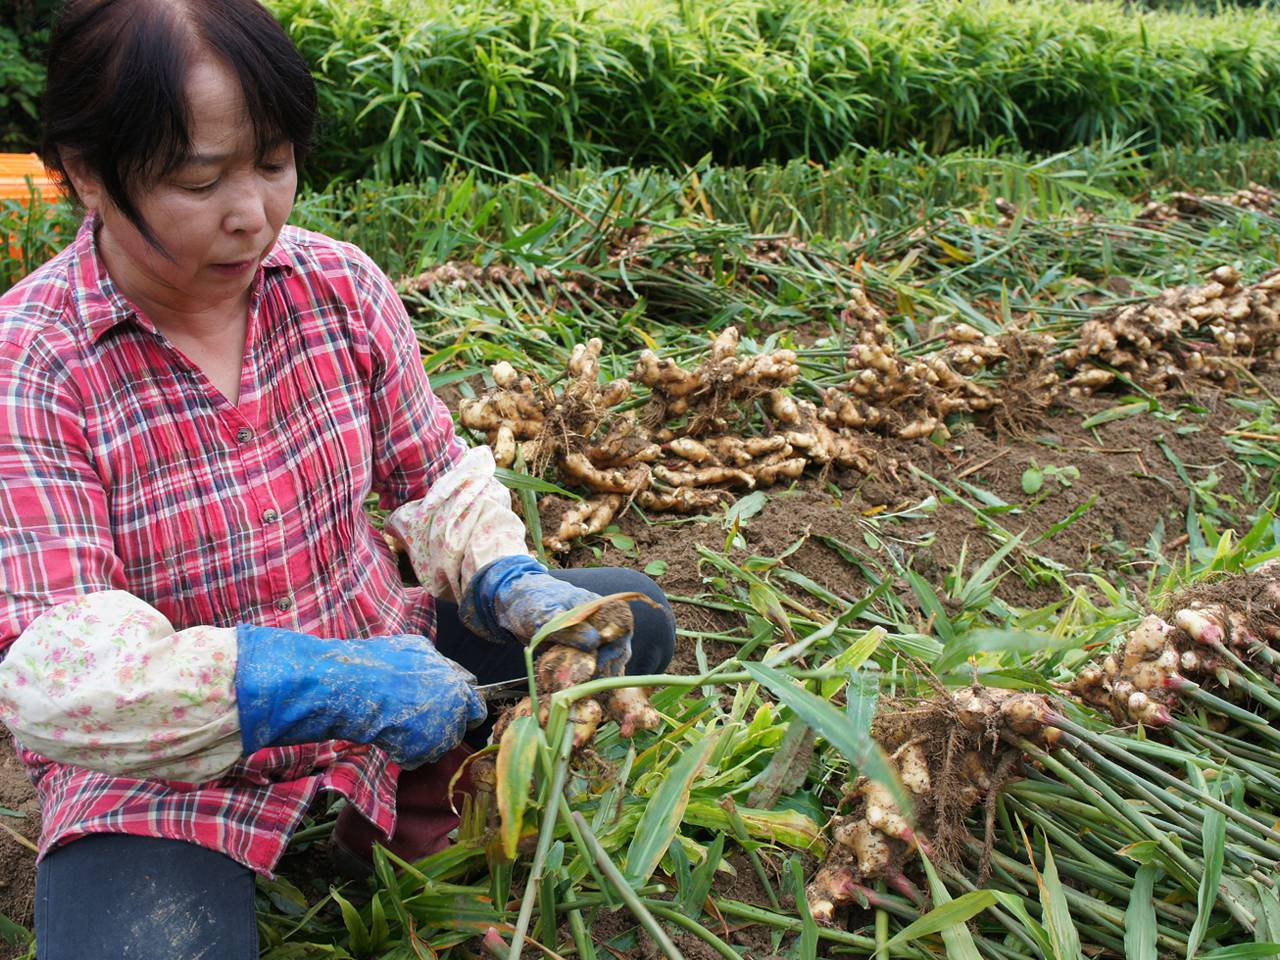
[235,626,487,769]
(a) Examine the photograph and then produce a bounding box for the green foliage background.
[8,0,1280,181]
[271,0,1280,185]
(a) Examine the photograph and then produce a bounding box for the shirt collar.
[69,213,299,344]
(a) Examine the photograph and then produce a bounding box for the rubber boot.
[330,744,476,879]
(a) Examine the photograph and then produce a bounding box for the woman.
[0,1,674,956]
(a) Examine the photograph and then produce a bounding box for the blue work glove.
[235,626,486,769]
[459,555,633,678]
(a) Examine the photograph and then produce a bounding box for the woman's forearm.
[384,445,531,604]
[0,590,489,783]
[0,590,244,782]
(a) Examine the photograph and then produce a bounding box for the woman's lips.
[209,258,256,277]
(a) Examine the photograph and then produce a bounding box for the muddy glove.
[236,626,487,769]
[459,555,633,677]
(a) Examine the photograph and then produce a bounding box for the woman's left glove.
[236,626,487,769]
[459,556,633,677]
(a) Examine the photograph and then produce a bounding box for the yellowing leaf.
[495,714,539,860]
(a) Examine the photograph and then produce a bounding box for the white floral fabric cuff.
[0,590,242,782]
[385,445,531,604]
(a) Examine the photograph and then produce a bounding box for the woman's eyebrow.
[180,152,233,168]
[180,141,290,168]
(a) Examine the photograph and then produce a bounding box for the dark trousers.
[35,568,674,959]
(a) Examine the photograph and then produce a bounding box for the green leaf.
[368,893,389,954]
[1189,804,1227,958]
[905,568,955,645]
[935,628,1081,674]
[369,845,412,937]
[819,627,886,698]
[991,892,1054,957]
[0,911,30,948]
[743,663,911,817]
[1124,863,1162,960]
[494,466,581,500]
[1249,878,1280,944]
[643,559,668,577]
[747,718,816,809]
[682,800,823,851]
[917,852,982,960]
[1117,839,1163,865]
[791,856,819,960]
[1200,947,1280,959]
[723,490,768,529]
[1081,400,1149,429]
[258,875,309,916]
[496,714,540,860]
[887,890,998,946]
[747,581,795,643]
[679,832,725,917]
[1037,840,1083,960]
[331,887,371,958]
[624,736,717,886]
[1021,466,1044,495]
[1033,494,1098,544]
[606,531,636,552]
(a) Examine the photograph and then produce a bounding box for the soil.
[0,733,36,960]
[571,379,1271,675]
[0,372,1274,952]
[586,851,798,959]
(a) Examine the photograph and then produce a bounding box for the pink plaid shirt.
[0,215,465,874]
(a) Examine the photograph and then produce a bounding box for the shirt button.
[261,508,280,524]
[274,596,293,613]
[235,427,254,444]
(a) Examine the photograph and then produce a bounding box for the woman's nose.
[223,182,269,235]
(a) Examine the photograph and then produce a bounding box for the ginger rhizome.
[806,687,1057,923]
[454,264,1280,554]
[807,562,1280,925]
[1061,266,1280,396]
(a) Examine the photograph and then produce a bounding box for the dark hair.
[40,0,316,246]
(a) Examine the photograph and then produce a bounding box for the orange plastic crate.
[2,154,61,267]
[0,153,58,203]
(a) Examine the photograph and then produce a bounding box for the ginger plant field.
[258,142,1280,959]
[5,140,1280,959]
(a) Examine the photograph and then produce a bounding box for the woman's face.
[69,55,298,321]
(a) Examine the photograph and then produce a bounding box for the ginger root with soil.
[460,325,884,553]
[469,601,659,844]
[456,264,1280,554]
[1061,266,1280,396]
[1072,559,1280,726]
[806,688,1058,923]
[1136,183,1278,224]
[823,293,1003,441]
[488,600,659,749]
[808,562,1280,925]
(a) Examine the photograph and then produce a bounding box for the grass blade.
[917,851,982,960]
[886,890,998,947]
[742,663,911,816]
[575,812,685,959]
[1037,838,1082,960]
[1189,801,1228,958]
